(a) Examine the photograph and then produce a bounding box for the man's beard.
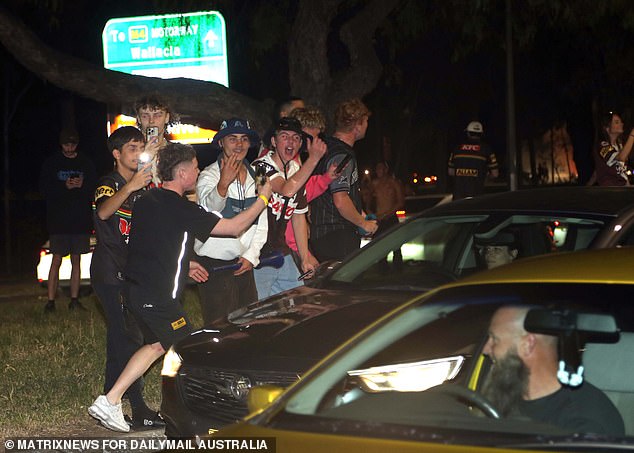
[481,349,529,417]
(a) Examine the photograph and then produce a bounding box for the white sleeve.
[196,162,227,212]
[241,208,269,267]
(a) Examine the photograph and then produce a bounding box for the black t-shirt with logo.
[310,136,362,240]
[124,188,220,301]
[448,137,498,199]
[39,152,97,234]
[90,171,146,285]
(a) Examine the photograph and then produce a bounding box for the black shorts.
[122,283,193,350]
[49,234,90,255]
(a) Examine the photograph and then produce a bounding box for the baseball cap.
[59,129,79,144]
[275,117,304,136]
[211,118,260,148]
[475,230,517,248]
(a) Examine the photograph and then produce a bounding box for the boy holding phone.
[90,126,160,429]
[39,128,96,312]
[135,95,176,186]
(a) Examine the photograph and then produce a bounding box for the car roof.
[423,187,634,218]
[451,247,634,286]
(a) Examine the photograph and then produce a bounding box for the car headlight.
[161,346,182,377]
[347,355,464,393]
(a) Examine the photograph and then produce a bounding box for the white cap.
[465,121,484,134]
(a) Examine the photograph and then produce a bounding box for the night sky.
[2,0,633,272]
[3,2,632,191]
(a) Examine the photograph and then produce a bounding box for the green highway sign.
[102,11,228,86]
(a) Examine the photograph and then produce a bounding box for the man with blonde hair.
[290,106,326,141]
[310,99,378,261]
[285,106,338,277]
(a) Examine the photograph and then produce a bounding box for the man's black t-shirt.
[124,188,220,301]
[310,136,362,240]
[90,171,145,285]
[519,381,624,436]
[39,152,97,234]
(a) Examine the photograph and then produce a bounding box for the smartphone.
[254,164,267,187]
[146,126,159,142]
[335,154,353,174]
[137,152,151,171]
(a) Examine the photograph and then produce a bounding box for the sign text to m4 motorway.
[102,11,228,86]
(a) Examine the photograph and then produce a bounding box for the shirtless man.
[371,161,404,224]
[371,161,404,269]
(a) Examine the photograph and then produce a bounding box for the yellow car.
[211,248,634,452]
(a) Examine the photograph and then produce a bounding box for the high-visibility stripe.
[172,232,188,299]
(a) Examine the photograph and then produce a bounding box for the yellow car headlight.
[348,355,464,393]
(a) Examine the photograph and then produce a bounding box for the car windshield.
[278,283,634,447]
[325,214,604,291]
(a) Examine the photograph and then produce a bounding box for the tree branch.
[0,5,270,131]
[330,0,401,105]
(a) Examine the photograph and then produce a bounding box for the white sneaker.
[88,395,130,432]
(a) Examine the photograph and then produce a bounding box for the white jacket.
[194,159,268,266]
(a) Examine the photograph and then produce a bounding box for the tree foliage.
[1,0,634,166]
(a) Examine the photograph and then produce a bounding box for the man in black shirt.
[90,126,160,429]
[89,143,272,433]
[447,121,498,200]
[310,99,378,262]
[482,306,624,436]
[39,129,96,312]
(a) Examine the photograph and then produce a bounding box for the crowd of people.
[38,95,631,433]
[36,95,379,432]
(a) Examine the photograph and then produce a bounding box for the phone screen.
[254,165,267,187]
[137,152,151,171]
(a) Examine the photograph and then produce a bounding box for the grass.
[0,285,203,438]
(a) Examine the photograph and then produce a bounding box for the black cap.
[59,129,79,144]
[275,117,303,135]
[475,230,518,247]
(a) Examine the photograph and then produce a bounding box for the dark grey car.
[161,186,634,438]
